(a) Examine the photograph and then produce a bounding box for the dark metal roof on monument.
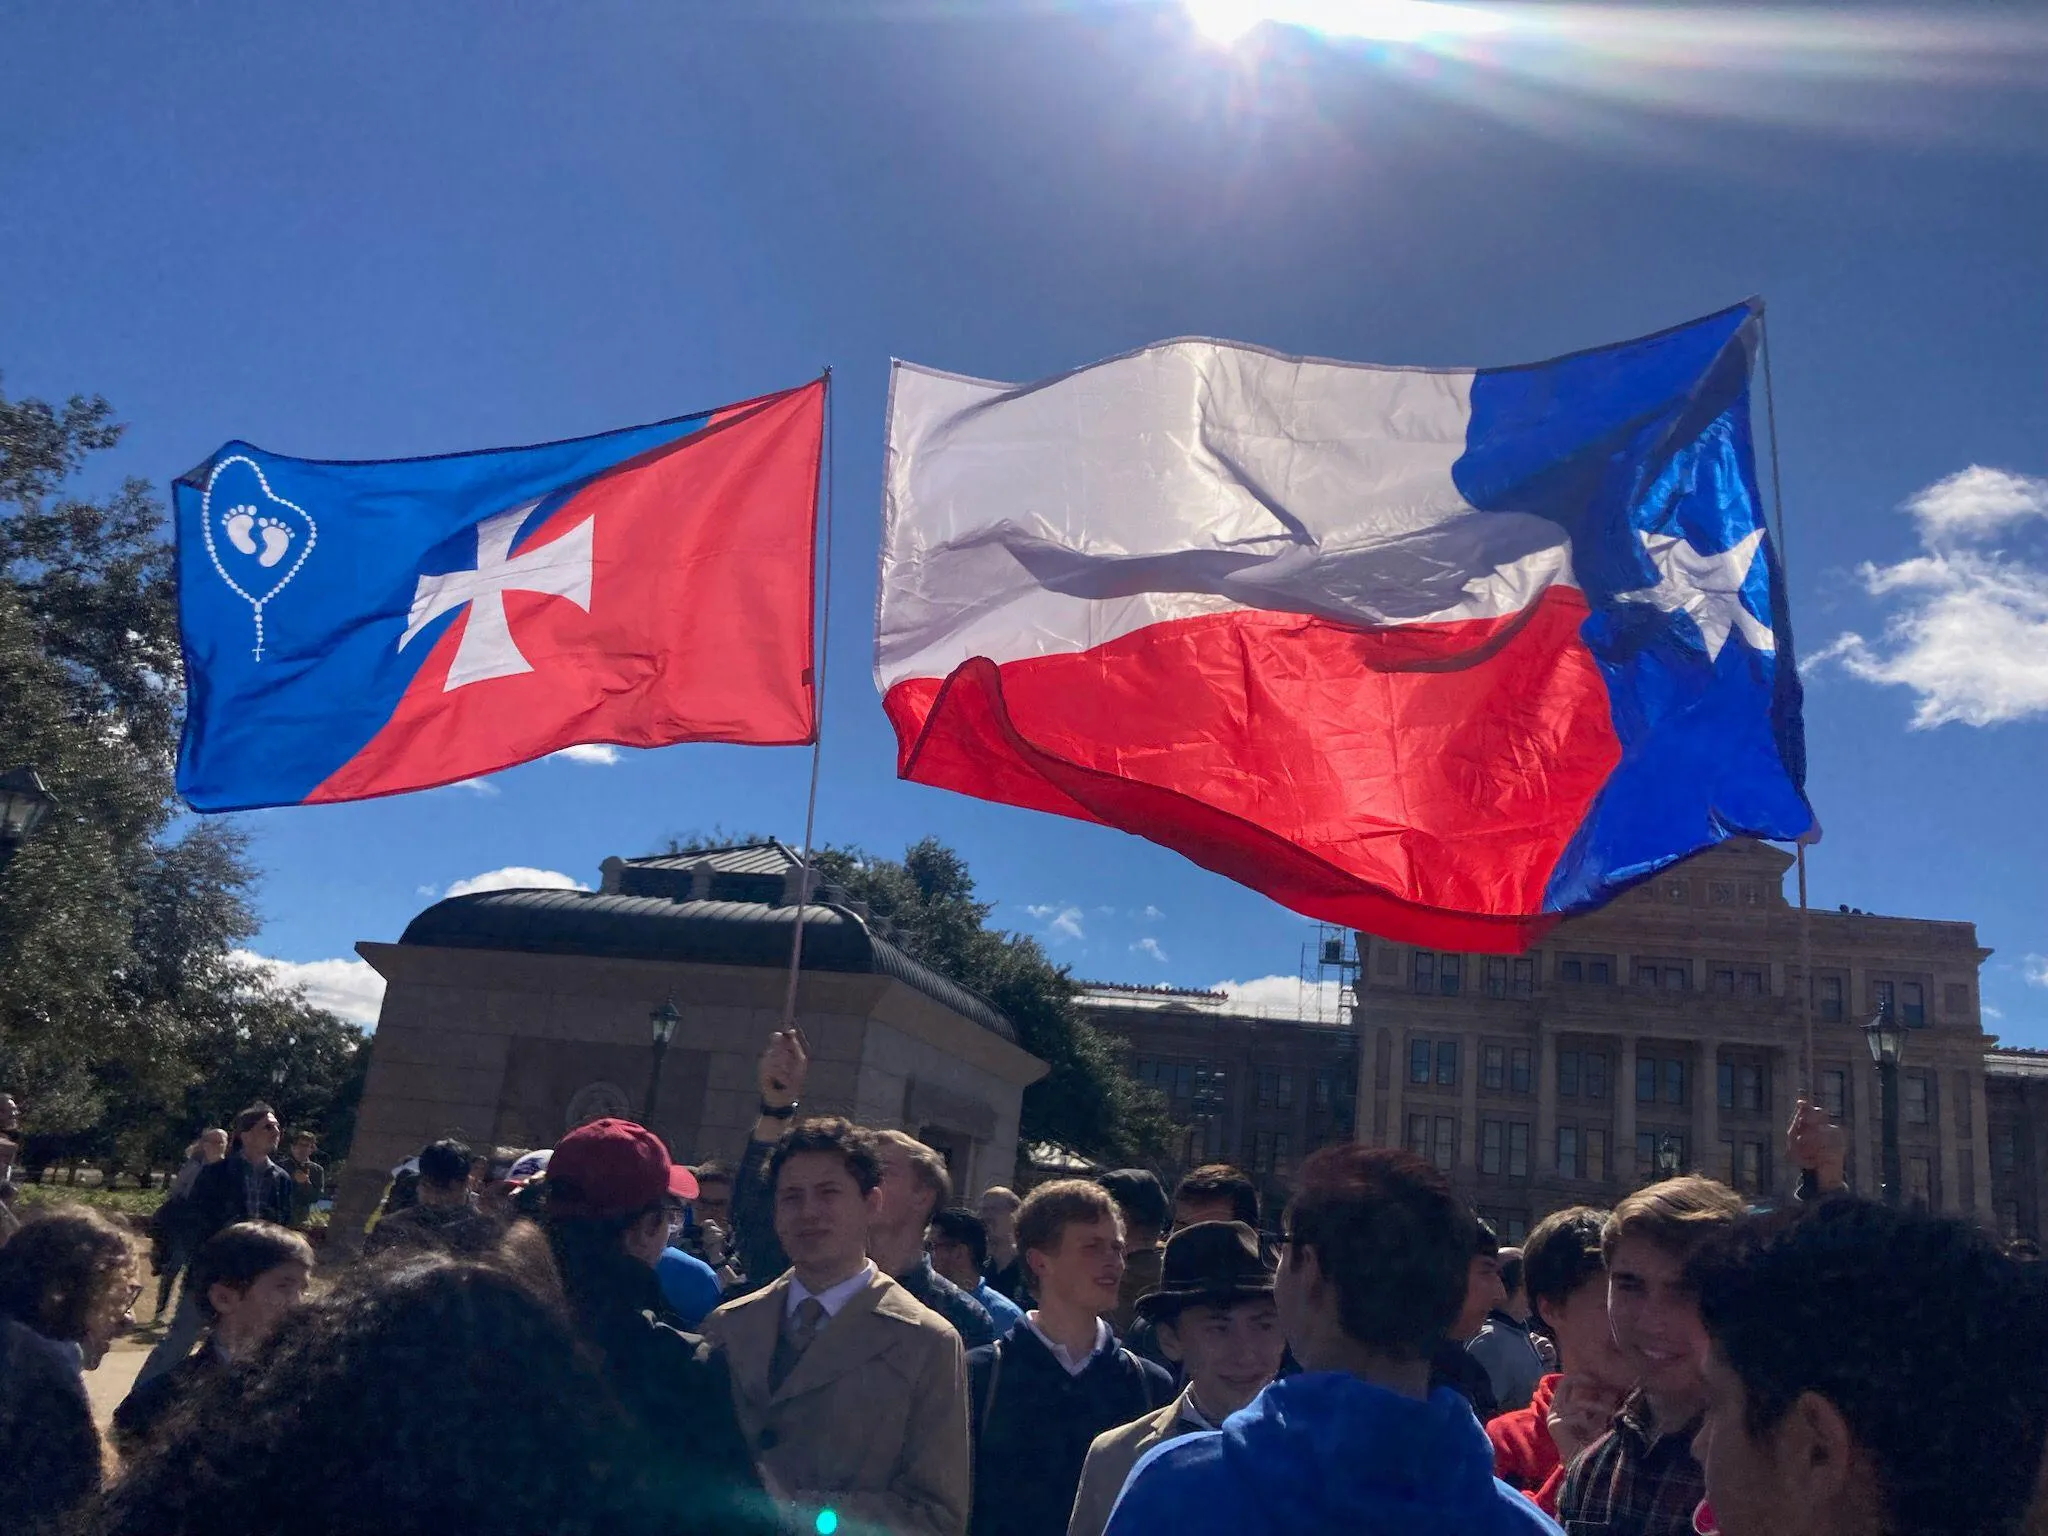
[399,888,1016,1044]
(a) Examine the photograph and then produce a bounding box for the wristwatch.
[758,1100,799,1119]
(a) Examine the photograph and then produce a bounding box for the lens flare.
[1187,0,1506,47]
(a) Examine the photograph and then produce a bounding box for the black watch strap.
[758,1100,798,1120]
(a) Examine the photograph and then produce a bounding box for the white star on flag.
[1614,527,1775,662]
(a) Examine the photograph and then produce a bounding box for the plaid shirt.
[1557,1390,1706,1536]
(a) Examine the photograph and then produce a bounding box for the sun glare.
[1183,0,1507,48]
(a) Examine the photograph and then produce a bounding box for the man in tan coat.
[702,1114,969,1536]
[1067,1222,1286,1536]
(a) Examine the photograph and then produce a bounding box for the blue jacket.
[1103,1371,1562,1536]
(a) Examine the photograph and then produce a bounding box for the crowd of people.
[1,1028,2045,1536]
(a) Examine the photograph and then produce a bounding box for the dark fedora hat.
[1134,1220,1275,1322]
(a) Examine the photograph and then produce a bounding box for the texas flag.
[175,378,823,812]
[877,303,1814,951]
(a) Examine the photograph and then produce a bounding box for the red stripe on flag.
[882,589,1619,950]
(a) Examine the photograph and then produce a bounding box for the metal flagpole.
[781,368,835,1032]
[1757,306,1818,1099]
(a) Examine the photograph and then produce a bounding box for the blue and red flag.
[878,303,1814,950]
[175,378,824,811]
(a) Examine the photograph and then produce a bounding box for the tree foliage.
[0,377,365,1167]
[814,838,1174,1169]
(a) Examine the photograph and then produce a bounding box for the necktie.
[770,1296,828,1392]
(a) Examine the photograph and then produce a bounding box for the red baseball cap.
[546,1118,698,1220]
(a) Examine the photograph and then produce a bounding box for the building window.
[1874,979,1896,1016]
[1740,969,1764,997]
[1277,1071,1294,1110]
[1741,1140,1766,1192]
[1481,1120,1504,1175]
[1437,1040,1459,1087]
[1957,1077,1972,1135]
[1586,1129,1608,1182]
[1413,952,1436,994]
[1513,958,1535,998]
[1995,1126,2018,1173]
[1901,982,1925,1027]
[1665,879,1688,903]
[1638,1057,1687,1106]
[1638,1058,1658,1104]
[1558,1125,1580,1178]
[1717,1062,1735,1111]
[1314,1069,1335,1110]
[1908,1156,1934,1208]
[1510,1048,1533,1095]
[1559,954,1613,985]
[1252,1130,1273,1173]
[1409,1038,1431,1085]
[1439,955,1463,996]
[1558,1050,1581,1098]
[1637,960,1691,992]
[1738,1065,1765,1112]
[1713,969,1735,995]
[2001,1200,2022,1239]
[1407,1114,1430,1159]
[1274,1133,1293,1176]
[1741,882,1763,906]
[1485,957,1508,999]
[1508,1122,1530,1178]
[1664,1059,1687,1106]
[1585,1052,1607,1101]
[1484,1045,1506,1091]
[1944,983,1972,1018]
[1709,880,1736,905]
[1904,1072,1931,1126]
[1433,1116,1457,1172]
[1819,976,1844,1023]
[1820,1069,1847,1121]
[1258,1068,1279,1108]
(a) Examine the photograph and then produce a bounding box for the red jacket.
[1488,1373,1564,1515]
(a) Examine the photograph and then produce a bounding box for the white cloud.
[1985,1003,2006,1021]
[1131,936,1168,962]
[446,777,500,796]
[232,950,384,1028]
[1025,903,1086,942]
[1210,974,1348,1021]
[1815,466,2048,727]
[443,866,590,899]
[552,744,622,766]
[1139,905,1164,921]
[2025,955,2048,989]
[415,884,440,899]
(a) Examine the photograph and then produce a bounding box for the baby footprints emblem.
[200,455,318,659]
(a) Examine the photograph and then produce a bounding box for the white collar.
[1178,1386,1223,1432]
[787,1261,875,1319]
[1024,1312,1112,1375]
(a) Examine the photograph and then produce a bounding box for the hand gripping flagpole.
[781,368,835,1033]
[1757,306,1818,1102]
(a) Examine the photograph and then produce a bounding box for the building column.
[1851,1049,1878,1197]
[1616,1036,1639,1186]
[1381,1022,1405,1150]
[1535,1022,1558,1174]
[1459,1031,1480,1171]
[1970,1068,1994,1219]
[1696,1043,1720,1183]
[1938,1066,1963,1216]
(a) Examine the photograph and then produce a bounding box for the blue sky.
[4,3,2046,1039]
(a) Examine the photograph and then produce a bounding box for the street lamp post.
[1655,1133,1683,1182]
[645,997,680,1122]
[0,767,58,872]
[1864,1002,1908,1207]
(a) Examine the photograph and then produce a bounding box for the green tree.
[0,377,364,1165]
[814,838,1173,1169]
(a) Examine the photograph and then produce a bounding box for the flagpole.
[1755,306,1819,1100]
[781,368,834,1033]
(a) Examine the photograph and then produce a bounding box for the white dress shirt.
[1023,1312,1112,1375]
[786,1260,875,1319]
